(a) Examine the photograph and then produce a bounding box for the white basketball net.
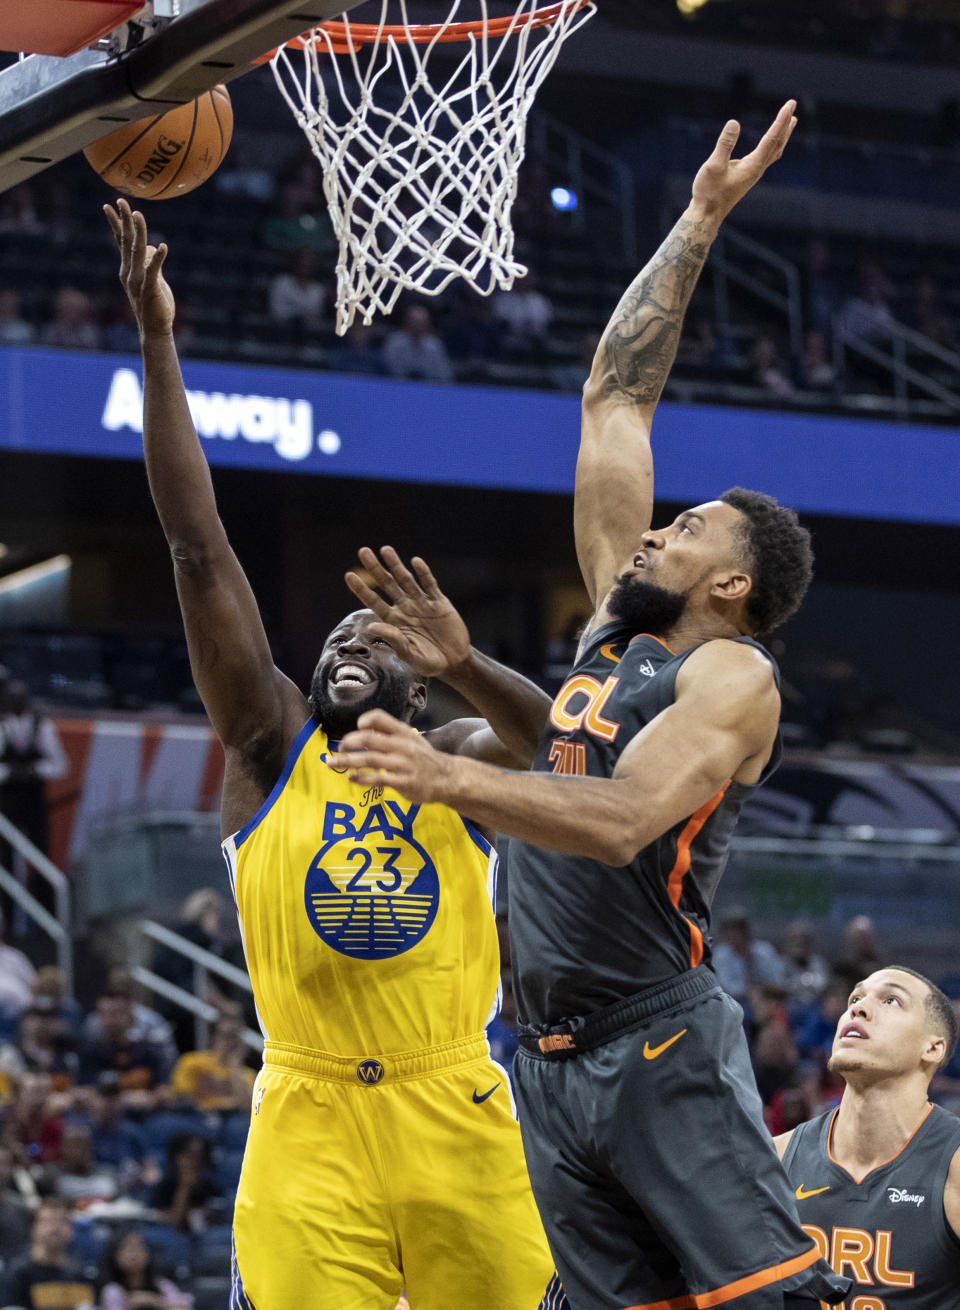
[270,0,596,333]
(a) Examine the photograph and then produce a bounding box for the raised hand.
[104,197,175,338]
[345,546,471,679]
[334,709,454,804]
[691,99,797,222]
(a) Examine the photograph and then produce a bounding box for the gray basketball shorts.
[513,969,850,1309]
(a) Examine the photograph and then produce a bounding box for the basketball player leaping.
[104,199,563,1310]
[778,966,960,1306]
[335,102,852,1307]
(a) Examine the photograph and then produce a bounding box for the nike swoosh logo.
[795,1185,831,1199]
[643,1029,687,1060]
[600,643,622,663]
[472,1083,500,1104]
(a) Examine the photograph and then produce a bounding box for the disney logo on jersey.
[887,1187,925,1206]
[304,800,439,960]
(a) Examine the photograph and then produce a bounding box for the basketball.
[83,85,233,200]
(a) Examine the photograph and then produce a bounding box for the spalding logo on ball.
[83,85,233,200]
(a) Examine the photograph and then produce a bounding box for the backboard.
[0,0,367,195]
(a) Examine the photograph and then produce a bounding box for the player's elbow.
[594,821,645,867]
[170,539,214,578]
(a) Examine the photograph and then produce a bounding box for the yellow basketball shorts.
[230,1033,558,1310]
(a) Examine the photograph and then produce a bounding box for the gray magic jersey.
[784,1104,960,1307]
[505,621,781,1028]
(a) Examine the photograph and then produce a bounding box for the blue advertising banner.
[2,347,958,524]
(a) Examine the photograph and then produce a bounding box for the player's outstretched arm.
[104,201,303,765]
[345,546,551,766]
[334,641,779,863]
[576,101,798,613]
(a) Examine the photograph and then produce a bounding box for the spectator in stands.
[267,250,327,332]
[81,969,176,1082]
[711,907,785,1003]
[493,266,553,351]
[765,1084,815,1139]
[5,999,78,1090]
[835,913,883,985]
[213,140,276,203]
[749,331,794,398]
[40,287,102,351]
[0,679,69,873]
[263,182,335,254]
[383,305,453,383]
[3,1071,64,1166]
[793,973,851,1065]
[0,289,35,346]
[0,909,37,1030]
[150,890,242,1051]
[47,1121,118,1206]
[751,1020,800,1109]
[77,995,167,1104]
[84,1072,154,1195]
[0,184,46,238]
[149,1134,222,1234]
[905,274,956,349]
[794,330,837,392]
[96,1229,193,1310]
[675,312,720,371]
[101,292,141,354]
[780,918,831,1006]
[1,1197,94,1309]
[0,1142,33,1268]
[549,331,601,393]
[170,1014,254,1113]
[326,321,384,376]
[444,290,505,374]
[32,967,84,1040]
[837,259,896,343]
[801,237,839,338]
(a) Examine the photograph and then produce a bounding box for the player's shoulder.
[425,717,487,757]
[676,637,778,700]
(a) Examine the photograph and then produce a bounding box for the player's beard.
[607,573,688,636]
[308,664,412,740]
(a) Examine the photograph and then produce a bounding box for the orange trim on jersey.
[623,1242,821,1309]
[666,783,730,967]
[628,632,676,654]
[825,1102,934,1184]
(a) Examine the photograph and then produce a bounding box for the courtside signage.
[1,347,958,524]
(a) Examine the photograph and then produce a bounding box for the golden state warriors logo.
[304,800,439,960]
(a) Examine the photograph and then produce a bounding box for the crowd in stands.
[2,87,960,420]
[0,882,257,1308]
[0,871,954,1309]
[710,908,960,1136]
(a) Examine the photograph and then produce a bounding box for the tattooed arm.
[575,103,798,611]
[107,201,307,835]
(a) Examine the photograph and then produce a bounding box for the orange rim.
[256,0,592,60]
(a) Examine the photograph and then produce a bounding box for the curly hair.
[720,487,814,634]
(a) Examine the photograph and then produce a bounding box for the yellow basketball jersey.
[221,719,502,1056]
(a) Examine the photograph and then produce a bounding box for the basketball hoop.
[269,0,596,333]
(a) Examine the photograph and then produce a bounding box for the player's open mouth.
[330,663,375,688]
[633,553,646,569]
[839,1023,867,1039]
